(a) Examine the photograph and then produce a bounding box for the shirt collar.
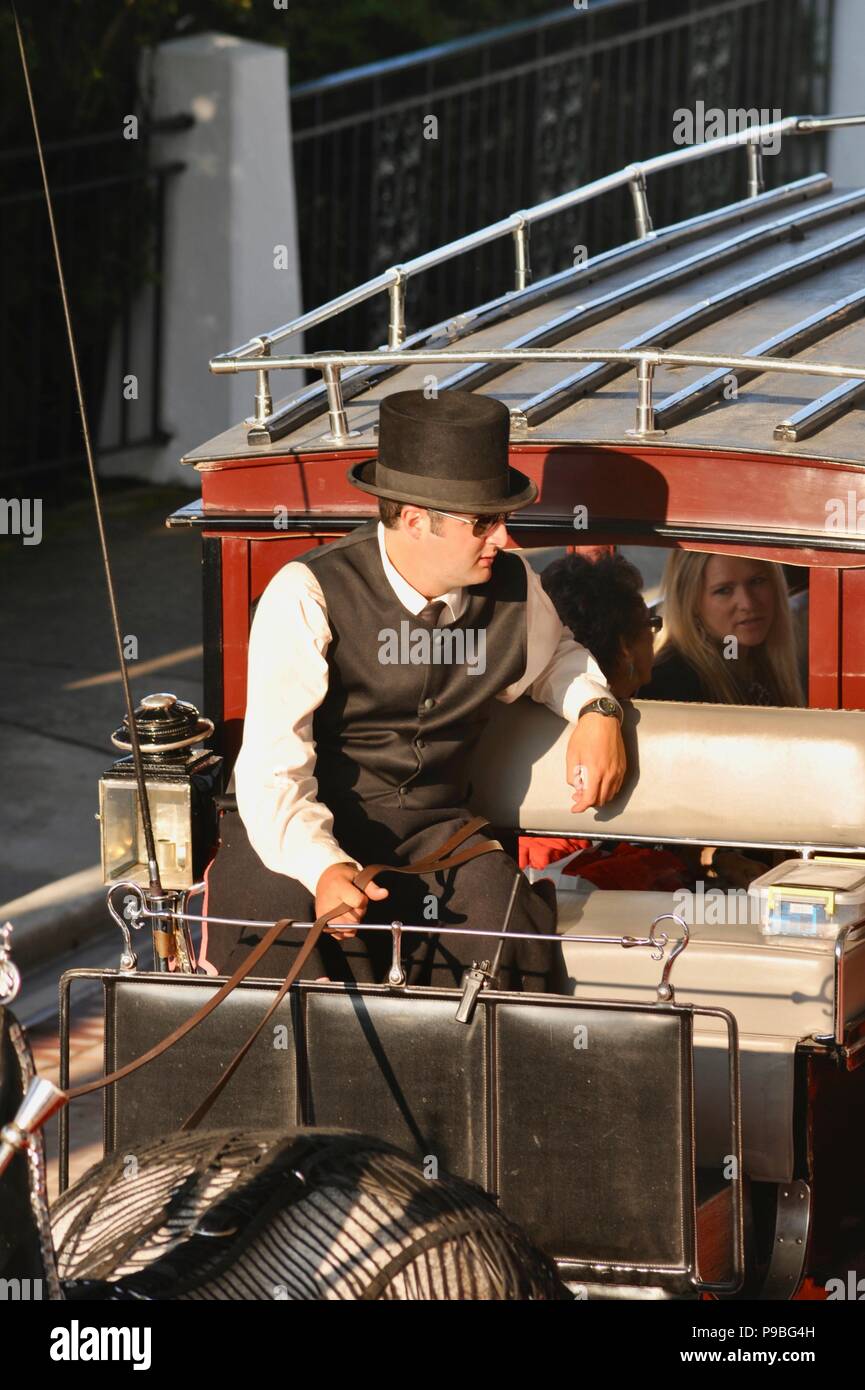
[377,521,464,622]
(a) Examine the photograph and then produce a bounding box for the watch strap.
[578,696,623,722]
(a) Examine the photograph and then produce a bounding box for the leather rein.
[65,816,501,1131]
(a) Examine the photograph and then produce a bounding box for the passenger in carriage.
[204,391,627,990]
[639,551,804,708]
[540,552,659,703]
[637,551,804,887]
[539,549,797,890]
[536,552,690,893]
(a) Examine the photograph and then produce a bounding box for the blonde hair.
[655,550,804,706]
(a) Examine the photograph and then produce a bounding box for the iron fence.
[290,0,834,351]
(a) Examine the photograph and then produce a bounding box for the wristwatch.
[578,696,623,723]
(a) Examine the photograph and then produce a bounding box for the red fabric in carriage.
[519,837,690,892]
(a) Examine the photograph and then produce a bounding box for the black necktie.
[418,600,447,627]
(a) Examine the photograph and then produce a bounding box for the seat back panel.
[104,978,300,1152]
[304,991,488,1186]
[494,1003,694,1266]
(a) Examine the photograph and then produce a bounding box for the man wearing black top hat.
[205,390,626,991]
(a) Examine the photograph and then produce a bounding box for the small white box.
[748,857,865,938]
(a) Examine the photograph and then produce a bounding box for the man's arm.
[233,562,363,897]
[235,564,391,935]
[497,556,626,810]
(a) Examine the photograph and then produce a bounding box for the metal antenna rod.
[488,866,523,983]
[11,3,163,893]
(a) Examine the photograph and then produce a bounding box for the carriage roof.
[184,115,865,475]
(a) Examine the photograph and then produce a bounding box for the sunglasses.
[429,509,510,538]
[646,613,663,633]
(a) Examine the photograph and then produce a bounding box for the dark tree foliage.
[1,0,559,145]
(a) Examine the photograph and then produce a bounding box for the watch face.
[599,698,618,715]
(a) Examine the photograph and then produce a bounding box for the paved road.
[0,484,202,905]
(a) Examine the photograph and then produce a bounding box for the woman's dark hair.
[541,552,646,680]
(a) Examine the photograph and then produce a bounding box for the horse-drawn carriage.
[4,112,865,1301]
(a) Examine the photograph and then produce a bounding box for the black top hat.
[347,390,537,513]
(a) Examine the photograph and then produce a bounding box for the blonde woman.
[640,551,804,708]
[640,550,804,888]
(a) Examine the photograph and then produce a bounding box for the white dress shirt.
[234,523,611,896]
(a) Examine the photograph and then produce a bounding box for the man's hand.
[315,861,389,941]
[566,712,627,813]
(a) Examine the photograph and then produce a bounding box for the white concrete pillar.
[100,32,304,485]
[827,0,865,190]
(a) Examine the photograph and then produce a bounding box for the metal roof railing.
[210,113,865,435]
[209,345,865,443]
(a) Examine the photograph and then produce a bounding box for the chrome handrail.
[209,344,865,441]
[134,903,672,955]
[211,112,865,395]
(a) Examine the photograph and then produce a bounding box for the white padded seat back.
[466,697,865,850]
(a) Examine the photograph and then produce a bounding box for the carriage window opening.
[530,543,809,710]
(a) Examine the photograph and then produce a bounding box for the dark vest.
[303,521,528,813]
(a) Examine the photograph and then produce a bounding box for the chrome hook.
[106,881,146,972]
[650,913,690,1002]
[622,926,668,959]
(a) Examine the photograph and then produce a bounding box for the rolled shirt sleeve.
[496,555,612,720]
[233,562,361,897]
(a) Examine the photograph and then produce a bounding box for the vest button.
[416,738,425,750]
[423,698,436,709]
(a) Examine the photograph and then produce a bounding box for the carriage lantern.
[98,693,222,890]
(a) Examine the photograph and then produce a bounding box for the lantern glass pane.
[100,778,193,889]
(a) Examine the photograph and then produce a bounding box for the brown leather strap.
[67,815,499,1114]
